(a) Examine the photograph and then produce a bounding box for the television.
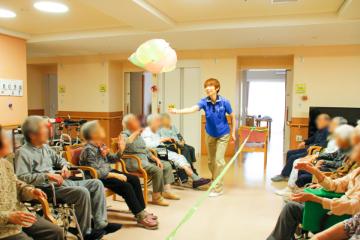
[308,107,360,137]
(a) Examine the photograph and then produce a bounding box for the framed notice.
[0,79,23,96]
[295,83,306,94]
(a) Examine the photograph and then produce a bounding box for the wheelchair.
[32,168,87,240]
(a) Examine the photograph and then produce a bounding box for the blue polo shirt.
[198,95,233,138]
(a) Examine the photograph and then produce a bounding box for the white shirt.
[141,127,162,149]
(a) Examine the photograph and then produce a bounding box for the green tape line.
[166,129,255,240]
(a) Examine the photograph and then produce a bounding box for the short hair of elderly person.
[267,143,360,240]
[142,114,211,189]
[14,116,121,239]
[79,120,159,230]
[271,114,330,182]
[121,113,179,206]
[0,125,64,240]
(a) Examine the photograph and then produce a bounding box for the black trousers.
[101,170,145,215]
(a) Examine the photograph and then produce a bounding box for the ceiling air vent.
[271,0,298,3]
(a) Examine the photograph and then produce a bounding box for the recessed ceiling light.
[34,1,69,13]
[0,8,16,18]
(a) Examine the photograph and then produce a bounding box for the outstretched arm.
[169,105,200,114]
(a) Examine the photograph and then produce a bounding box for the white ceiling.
[0,0,359,58]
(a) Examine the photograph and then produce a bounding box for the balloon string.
[166,128,265,240]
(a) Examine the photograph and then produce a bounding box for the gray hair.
[334,124,354,140]
[122,113,137,130]
[22,116,46,142]
[160,112,171,120]
[146,114,160,126]
[80,120,100,141]
[332,116,348,126]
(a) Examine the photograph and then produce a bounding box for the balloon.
[128,39,177,73]
[145,62,164,74]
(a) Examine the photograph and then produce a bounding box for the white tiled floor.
[103,132,287,240]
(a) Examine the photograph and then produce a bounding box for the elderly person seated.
[276,117,349,196]
[79,121,158,230]
[0,125,63,240]
[272,113,330,182]
[159,113,197,168]
[267,143,360,240]
[14,116,121,240]
[121,114,178,206]
[142,114,211,189]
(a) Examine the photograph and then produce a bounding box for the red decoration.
[151,85,158,93]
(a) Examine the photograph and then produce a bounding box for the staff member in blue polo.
[169,78,236,197]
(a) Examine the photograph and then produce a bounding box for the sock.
[191,173,201,181]
[135,210,147,221]
[164,184,171,192]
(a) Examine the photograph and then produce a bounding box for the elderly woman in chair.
[267,143,360,240]
[79,121,158,230]
[0,125,63,240]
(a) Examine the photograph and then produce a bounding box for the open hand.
[47,173,64,186]
[291,192,315,203]
[118,134,126,153]
[8,211,37,227]
[295,162,315,173]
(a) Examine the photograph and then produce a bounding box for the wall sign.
[58,85,66,94]
[295,83,306,94]
[99,83,107,93]
[0,79,23,96]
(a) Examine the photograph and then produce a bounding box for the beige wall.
[0,34,27,125]
[292,55,360,117]
[58,61,123,113]
[27,65,45,110]
[108,61,123,112]
[200,58,238,106]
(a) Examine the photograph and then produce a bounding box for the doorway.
[44,73,58,118]
[124,72,152,121]
[246,69,286,136]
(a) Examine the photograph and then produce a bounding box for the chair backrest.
[238,126,268,146]
[64,145,84,166]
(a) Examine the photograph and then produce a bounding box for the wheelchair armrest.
[37,196,57,224]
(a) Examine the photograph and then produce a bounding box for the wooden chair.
[238,126,269,171]
[64,144,120,201]
[111,138,149,204]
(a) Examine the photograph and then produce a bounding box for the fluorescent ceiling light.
[0,8,16,18]
[34,1,69,13]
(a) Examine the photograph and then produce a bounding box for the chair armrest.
[117,160,128,173]
[149,149,158,157]
[74,166,99,179]
[308,146,323,155]
[122,154,144,170]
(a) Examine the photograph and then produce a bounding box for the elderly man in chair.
[14,116,121,240]
[0,125,63,240]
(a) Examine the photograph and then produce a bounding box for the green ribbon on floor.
[166,127,261,240]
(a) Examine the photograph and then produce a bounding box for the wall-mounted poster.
[295,83,306,94]
[0,79,23,96]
